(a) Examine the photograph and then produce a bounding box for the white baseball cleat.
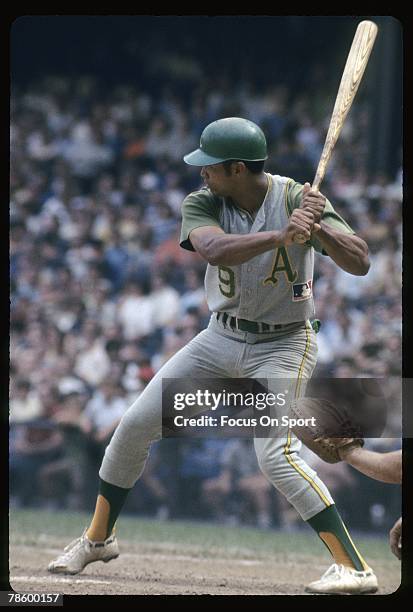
[305,563,378,594]
[47,529,119,575]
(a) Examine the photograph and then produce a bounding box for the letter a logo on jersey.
[263,247,298,286]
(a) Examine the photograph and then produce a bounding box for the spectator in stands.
[116,280,154,340]
[202,439,273,528]
[82,380,129,459]
[10,419,64,508]
[38,391,90,509]
[178,440,229,518]
[9,379,43,424]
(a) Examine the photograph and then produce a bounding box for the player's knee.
[112,404,161,445]
[256,449,275,482]
[256,448,300,489]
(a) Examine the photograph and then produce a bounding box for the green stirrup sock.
[99,478,132,538]
[307,505,368,571]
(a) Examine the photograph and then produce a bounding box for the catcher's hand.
[289,397,364,464]
[389,517,402,560]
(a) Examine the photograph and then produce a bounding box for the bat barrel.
[311,20,378,194]
[294,20,378,246]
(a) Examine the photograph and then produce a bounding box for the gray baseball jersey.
[180,173,355,324]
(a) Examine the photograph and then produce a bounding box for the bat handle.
[311,179,321,193]
[292,179,321,244]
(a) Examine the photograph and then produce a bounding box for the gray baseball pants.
[99,314,334,520]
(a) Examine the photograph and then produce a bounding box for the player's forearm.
[341,447,402,484]
[314,223,370,275]
[203,230,284,266]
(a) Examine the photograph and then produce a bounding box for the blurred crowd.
[10,71,401,530]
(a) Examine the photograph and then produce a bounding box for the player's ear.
[234,161,246,176]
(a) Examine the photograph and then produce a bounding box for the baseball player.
[48,117,376,594]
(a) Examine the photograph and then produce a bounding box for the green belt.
[216,312,320,334]
[216,313,321,334]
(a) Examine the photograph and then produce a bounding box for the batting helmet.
[183,117,268,166]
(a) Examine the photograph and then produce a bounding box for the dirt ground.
[9,539,401,596]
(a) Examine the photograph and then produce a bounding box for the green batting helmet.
[183,117,268,166]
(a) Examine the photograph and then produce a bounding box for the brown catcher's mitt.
[289,397,364,463]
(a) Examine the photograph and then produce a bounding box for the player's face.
[200,163,234,196]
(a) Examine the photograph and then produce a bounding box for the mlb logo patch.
[292,279,312,302]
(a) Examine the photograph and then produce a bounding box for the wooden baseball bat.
[294,20,378,244]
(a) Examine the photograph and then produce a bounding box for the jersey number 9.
[218,266,236,298]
